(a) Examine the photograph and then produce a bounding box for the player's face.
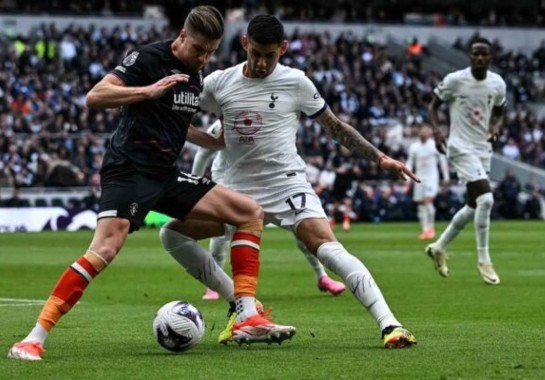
[242,35,288,78]
[469,43,491,71]
[178,30,221,71]
[419,126,432,141]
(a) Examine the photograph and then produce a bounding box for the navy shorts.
[99,169,216,232]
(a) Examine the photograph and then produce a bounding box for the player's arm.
[428,95,447,154]
[487,105,505,143]
[186,125,224,150]
[315,107,420,182]
[86,73,190,109]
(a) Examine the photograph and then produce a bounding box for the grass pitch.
[1,221,544,379]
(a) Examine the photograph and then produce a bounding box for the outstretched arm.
[86,73,190,109]
[315,107,420,182]
[187,125,224,150]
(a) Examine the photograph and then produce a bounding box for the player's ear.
[241,35,249,50]
[179,29,187,42]
[279,39,289,55]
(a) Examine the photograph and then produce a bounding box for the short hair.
[184,5,224,40]
[469,37,492,49]
[247,14,284,45]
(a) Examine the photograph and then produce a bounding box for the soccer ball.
[152,301,205,353]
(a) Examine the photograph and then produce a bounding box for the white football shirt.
[406,138,449,184]
[434,67,506,154]
[199,62,326,195]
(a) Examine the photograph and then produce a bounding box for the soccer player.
[160,15,419,348]
[8,6,294,361]
[406,124,450,240]
[192,120,346,301]
[425,37,506,285]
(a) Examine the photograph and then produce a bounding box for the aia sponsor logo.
[233,110,262,145]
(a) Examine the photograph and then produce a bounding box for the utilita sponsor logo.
[173,92,200,107]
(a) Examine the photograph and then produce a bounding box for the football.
[152,301,205,353]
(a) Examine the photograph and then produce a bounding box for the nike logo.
[295,209,305,215]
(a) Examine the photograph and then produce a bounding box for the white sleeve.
[438,153,450,182]
[199,73,222,117]
[192,148,217,177]
[298,74,326,118]
[406,144,415,171]
[191,120,222,177]
[433,73,455,102]
[495,77,507,107]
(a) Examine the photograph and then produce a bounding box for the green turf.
[1,221,544,379]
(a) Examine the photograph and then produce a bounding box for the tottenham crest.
[123,51,140,67]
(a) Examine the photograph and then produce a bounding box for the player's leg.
[413,182,429,238]
[296,217,415,348]
[159,179,294,344]
[467,179,499,284]
[8,218,125,361]
[203,231,232,300]
[426,153,477,276]
[295,238,346,296]
[8,171,159,360]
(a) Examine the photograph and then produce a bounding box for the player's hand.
[147,74,190,99]
[378,155,421,183]
[487,127,499,143]
[433,130,447,154]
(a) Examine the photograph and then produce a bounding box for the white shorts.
[413,179,439,202]
[447,149,490,184]
[238,182,327,233]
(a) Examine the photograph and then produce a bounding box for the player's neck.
[470,67,487,81]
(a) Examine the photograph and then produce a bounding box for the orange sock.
[38,256,100,331]
[230,231,260,297]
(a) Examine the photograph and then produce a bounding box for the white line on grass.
[0,297,45,307]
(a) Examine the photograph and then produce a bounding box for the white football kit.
[434,67,506,183]
[199,62,328,229]
[406,139,449,201]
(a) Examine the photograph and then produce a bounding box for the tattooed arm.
[315,107,420,182]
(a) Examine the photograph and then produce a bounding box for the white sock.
[159,227,235,302]
[235,296,258,323]
[436,205,475,250]
[426,203,436,230]
[417,204,427,231]
[296,239,327,280]
[317,242,401,331]
[475,193,494,264]
[209,232,231,269]
[22,322,48,346]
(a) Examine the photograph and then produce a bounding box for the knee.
[159,227,193,251]
[476,192,494,210]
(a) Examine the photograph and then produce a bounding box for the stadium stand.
[1,3,544,221]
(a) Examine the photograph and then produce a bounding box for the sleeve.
[438,153,450,182]
[433,73,455,102]
[199,73,223,117]
[298,74,327,118]
[405,144,415,171]
[192,147,217,177]
[495,77,507,107]
[111,48,157,87]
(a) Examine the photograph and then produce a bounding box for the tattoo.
[316,108,380,161]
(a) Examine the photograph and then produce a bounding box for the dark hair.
[184,5,224,40]
[247,14,284,45]
[469,37,491,49]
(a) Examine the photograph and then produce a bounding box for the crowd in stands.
[3,1,545,27]
[1,19,544,220]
